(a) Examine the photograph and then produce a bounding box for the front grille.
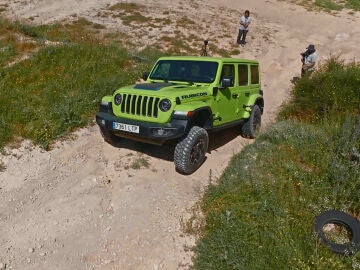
[120,94,160,118]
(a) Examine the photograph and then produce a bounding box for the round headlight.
[114,93,122,105]
[159,99,172,112]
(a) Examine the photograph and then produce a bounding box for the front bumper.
[96,111,187,143]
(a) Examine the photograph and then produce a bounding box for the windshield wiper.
[150,76,169,82]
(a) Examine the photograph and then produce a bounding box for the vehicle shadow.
[106,125,242,161]
[208,126,241,152]
[110,138,174,161]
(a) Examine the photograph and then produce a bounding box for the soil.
[0,0,359,269]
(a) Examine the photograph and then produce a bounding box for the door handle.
[232,93,239,98]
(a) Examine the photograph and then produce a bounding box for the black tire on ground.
[99,126,118,144]
[313,210,360,255]
[174,126,209,174]
[241,104,261,139]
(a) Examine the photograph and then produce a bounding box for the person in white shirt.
[237,10,251,46]
[301,44,318,76]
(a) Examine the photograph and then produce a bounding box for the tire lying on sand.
[313,210,360,255]
[174,126,209,175]
[241,105,261,139]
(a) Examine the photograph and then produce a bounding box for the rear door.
[236,63,250,117]
[249,64,261,96]
[237,63,260,117]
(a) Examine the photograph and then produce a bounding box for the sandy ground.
[0,0,360,269]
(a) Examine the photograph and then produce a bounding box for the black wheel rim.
[189,138,206,167]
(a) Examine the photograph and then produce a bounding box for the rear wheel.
[174,126,209,174]
[99,126,118,144]
[241,105,261,139]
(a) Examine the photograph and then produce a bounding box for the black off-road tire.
[313,210,360,255]
[174,126,209,174]
[241,105,261,139]
[99,126,118,144]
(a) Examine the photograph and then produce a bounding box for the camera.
[300,50,310,58]
[300,49,311,62]
[201,40,209,56]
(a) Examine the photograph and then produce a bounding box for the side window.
[251,65,260,85]
[221,64,235,87]
[238,64,248,86]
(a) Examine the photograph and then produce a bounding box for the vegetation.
[285,0,360,11]
[108,2,144,13]
[346,0,360,11]
[192,58,360,269]
[130,156,150,169]
[0,17,161,150]
[314,0,342,11]
[279,55,360,122]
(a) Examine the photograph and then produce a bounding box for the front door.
[212,64,239,126]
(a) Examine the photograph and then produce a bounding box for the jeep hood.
[121,82,211,97]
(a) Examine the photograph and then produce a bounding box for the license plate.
[112,122,139,134]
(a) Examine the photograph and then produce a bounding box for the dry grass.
[108,2,144,13]
[0,159,5,172]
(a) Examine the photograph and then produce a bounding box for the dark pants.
[237,29,248,45]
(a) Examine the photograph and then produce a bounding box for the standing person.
[237,10,251,46]
[301,44,318,77]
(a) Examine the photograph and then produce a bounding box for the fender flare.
[313,210,360,255]
[187,107,213,131]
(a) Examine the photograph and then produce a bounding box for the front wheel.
[174,126,209,174]
[241,105,261,139]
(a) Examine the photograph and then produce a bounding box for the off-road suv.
[96,56,264,174]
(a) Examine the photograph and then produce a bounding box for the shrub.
[279,56,360,123]
[192,120,360,269]
[0,44,160,149]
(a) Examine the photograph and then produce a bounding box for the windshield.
[149,60,218,83]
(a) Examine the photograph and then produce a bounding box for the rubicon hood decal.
[133,82,173,90]
[181,92,207,99]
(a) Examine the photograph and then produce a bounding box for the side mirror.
[142,72,150,81]
[220,76,233,88]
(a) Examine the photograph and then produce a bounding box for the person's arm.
[240,16,245,26]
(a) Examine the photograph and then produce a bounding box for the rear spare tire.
[174,126,209,174]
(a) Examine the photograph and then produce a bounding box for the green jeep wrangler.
[96,56,264,174]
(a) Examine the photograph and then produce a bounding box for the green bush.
[279,56,360,123]
[346,0,360,10]
[315,0,343,11]
[192,120,360,269]
[0,44,159,149]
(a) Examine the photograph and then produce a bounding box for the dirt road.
[1,0,359,269]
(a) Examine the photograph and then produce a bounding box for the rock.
[335,33,350,41]
[28,247,35,253]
